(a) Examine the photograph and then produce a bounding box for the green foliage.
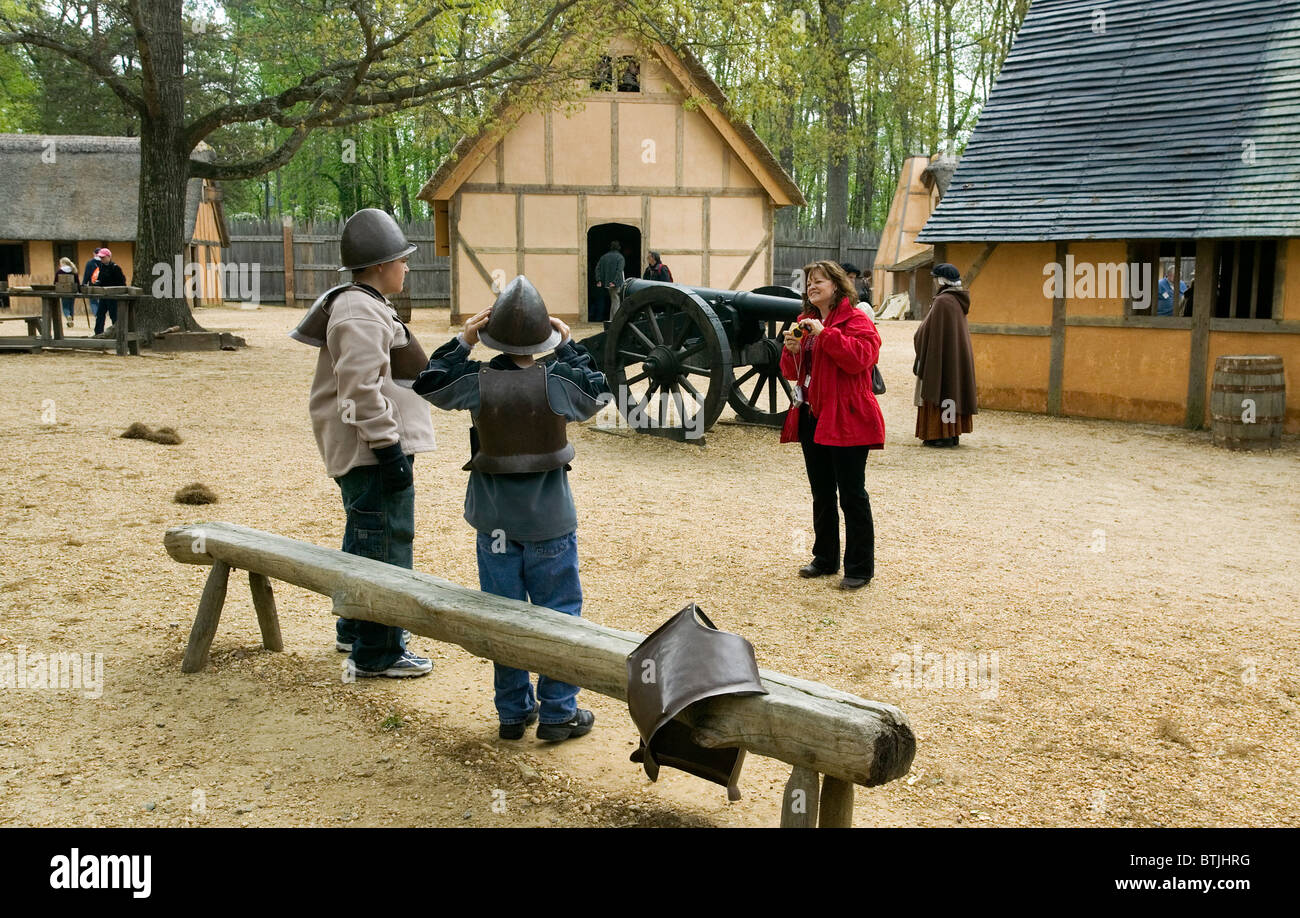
[0,0,1029,231]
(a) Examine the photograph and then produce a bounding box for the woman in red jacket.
[780,260,885,590]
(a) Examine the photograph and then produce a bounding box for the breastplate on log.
[627,604,768,800]
[466,364,575,474]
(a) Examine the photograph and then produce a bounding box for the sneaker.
[348,650,432,679]
[498,708,540,740]
[336,630,412,653]
[536,709,595,742]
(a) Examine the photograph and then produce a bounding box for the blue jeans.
[61,297,75,320]
[334,457,414,670]
[475,531,582,725]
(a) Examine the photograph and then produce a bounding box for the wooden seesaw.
[164,521,916,827]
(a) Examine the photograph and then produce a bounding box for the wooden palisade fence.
[225,218,877,308]
[165,521,915,828]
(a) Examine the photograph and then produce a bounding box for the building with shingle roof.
[917,0,1300,432]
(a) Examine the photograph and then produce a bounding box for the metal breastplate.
[626,604,768,800]
[290,285,425,379]
[466,364,575,474]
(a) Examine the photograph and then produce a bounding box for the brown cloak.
[913,287,977,416]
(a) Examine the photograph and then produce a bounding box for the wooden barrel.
[1210,355,1285,450]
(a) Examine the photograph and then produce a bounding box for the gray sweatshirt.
[302,285,436,477]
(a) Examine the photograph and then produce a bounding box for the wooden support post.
[282,215,296,309]
[181,561,231,673]
[818,775,855,827]
[1047,240,1068,416]
[248,572,283,652]
[1185,239,1215,429]
[780,766,821,828]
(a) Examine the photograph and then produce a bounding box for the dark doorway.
[0,243,25,308]
[586,222,641,321]
[54,241,77,272]
[0,243,25,279]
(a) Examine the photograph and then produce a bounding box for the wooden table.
[0,286,143,356]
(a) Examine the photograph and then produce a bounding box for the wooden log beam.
[181,561,231,673]
[164,522,916,788]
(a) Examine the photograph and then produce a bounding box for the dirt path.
[1,305,1297,827]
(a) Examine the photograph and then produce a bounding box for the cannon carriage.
[586,278,808,440]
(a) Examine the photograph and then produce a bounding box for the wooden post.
[282,215,296,309]
[780,766,821,828]
[181,561,231,673]
[248,572,283,652]
[1185,239,1215,428]
[1047,240,1069,415]
[818,776,855,827]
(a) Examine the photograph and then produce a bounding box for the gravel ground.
[0,304,1297,827]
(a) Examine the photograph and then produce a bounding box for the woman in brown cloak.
[913,263,977,446]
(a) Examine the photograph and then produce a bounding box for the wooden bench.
[164,521,916,827]
[0,314,47,336]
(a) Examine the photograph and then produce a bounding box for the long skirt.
[914,400,973,440]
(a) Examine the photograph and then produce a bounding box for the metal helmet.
[478,275,562,355]
[338,208,418,272]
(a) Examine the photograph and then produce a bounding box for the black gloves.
[373,442,413,492]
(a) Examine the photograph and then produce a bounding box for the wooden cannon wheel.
[604,284,733,440]
[727,285,800,426]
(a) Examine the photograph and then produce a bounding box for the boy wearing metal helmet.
[291,208,435,678]
[410,276,609,741]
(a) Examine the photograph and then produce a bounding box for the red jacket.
[779,297,885,448]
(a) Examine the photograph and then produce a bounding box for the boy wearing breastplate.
[411,276,610,741]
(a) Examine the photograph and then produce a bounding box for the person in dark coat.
[780,260,885,591]
[92,248,127,335]
[643,250,673,282]
[840,262,871,309]
[592,240,625,322]
[913,263,977,446]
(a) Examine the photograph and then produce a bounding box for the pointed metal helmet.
[338,208,418,272]
[478,276,562,355]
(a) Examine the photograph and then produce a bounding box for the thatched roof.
[0,134,222,244]
[922,154,958,198]
[418,42,804,208]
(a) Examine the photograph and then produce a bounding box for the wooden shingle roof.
[919,0,1300,242]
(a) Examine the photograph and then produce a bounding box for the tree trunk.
[132,0,206,338]
[821,0,852,250]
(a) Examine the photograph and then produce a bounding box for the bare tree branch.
[183,0,582,154]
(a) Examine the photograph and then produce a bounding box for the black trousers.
[798,405,875,580]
